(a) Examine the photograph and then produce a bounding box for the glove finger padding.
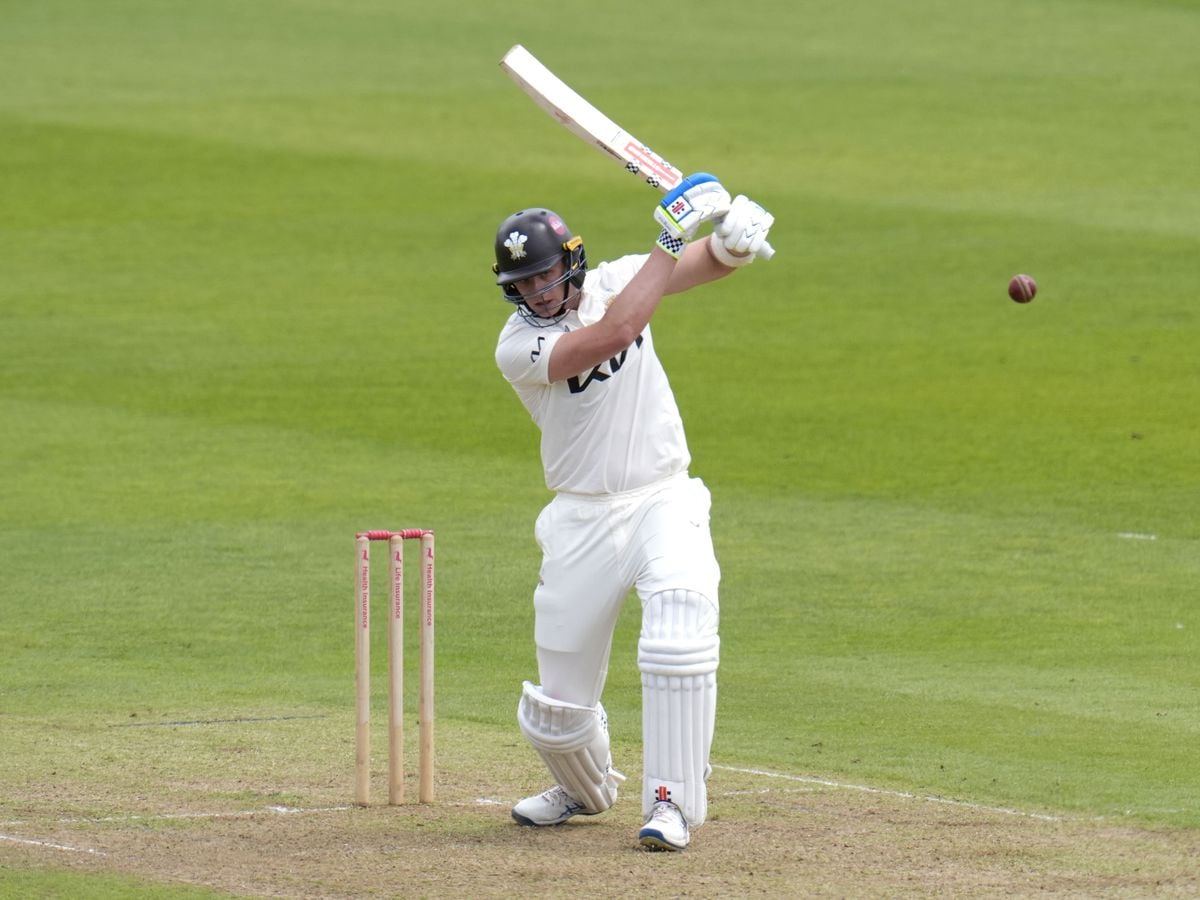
[725,194,774,252]
[712,194,745,239]
[654,173,732,242]
[710,194,774,266]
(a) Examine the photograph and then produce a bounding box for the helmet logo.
[504,231,528,260]
[547,215,567,235]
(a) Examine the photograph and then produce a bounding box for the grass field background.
[2,0,1198,893]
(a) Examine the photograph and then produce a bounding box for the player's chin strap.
[515,303,569,327]
[514,280,579,327]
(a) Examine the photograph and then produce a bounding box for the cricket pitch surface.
[2,718,1197,898]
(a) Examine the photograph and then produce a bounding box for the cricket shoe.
[638,800,690,851]
[511,785,595,827]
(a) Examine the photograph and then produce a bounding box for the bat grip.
[758,241,775,261]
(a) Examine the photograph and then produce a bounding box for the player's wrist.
[655,229,686,260]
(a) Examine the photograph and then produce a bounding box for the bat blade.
[500,44,773,260]
[500,44,682,192]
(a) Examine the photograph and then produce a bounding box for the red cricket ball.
[1008,274,1037,303]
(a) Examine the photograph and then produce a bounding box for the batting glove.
[654,173,731,258]
[710,194,774,267]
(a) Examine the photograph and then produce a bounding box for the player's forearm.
[546,248,676,383]
[547,175,732,383]
[666,239,737,294]
[602,247,678,342]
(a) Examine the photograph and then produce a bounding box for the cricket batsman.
[491,175,774,850]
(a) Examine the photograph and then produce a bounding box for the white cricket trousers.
[531,472,721,707]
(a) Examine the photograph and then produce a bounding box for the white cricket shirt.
[495,253,690,494]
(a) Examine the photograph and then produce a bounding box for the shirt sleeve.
[495,323,566,387]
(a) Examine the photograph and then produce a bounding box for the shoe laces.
[648,801,683,825]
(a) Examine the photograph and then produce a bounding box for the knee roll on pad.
[517,681,620,814]
[639,589,719,827]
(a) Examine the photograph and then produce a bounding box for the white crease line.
[0,833,106,855]
[88,805,355,823]
[0,805,354,829]
[713,765,1061,821]
[141,804,355,821]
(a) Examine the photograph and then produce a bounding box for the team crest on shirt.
[505,231,528,260]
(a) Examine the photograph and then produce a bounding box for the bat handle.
[758,241,775,261]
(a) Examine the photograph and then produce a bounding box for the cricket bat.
[500,44,774,260]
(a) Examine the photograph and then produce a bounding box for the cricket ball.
[1008,273,1037,303]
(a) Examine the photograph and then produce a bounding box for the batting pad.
[638,589,720,826]
[517,682,621,814]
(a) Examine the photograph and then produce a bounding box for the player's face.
[514,261,575,318]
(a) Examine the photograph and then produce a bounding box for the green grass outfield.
[2,0,1198,891]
